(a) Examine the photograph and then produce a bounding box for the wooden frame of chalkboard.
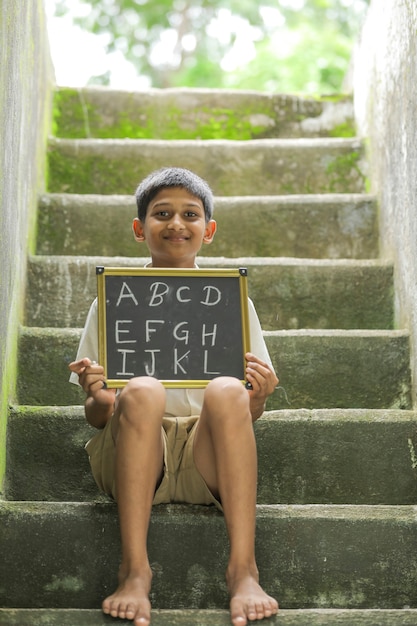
[96,266,251,388]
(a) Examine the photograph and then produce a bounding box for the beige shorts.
[85,414,222,510]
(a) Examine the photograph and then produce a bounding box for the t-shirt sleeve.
[247,298,274,370]
[69,298,99,386]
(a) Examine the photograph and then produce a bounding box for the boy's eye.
[151,209,202,220]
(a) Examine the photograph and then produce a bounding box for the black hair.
[135,167,214,222]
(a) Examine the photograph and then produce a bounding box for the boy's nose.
[167,215,184,229]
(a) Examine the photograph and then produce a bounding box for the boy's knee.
[125,375,164,393]
[204,376,248,409]
[118,376,165,412]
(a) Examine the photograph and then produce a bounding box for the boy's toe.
[125,603,136,619]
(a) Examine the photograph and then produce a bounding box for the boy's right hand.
[69,357,116,405]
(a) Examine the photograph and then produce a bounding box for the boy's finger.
[89,379,107,393]
[245,353,268,367]
[69,361,86,374]
[68,357,92,373]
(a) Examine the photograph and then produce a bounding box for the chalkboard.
[96,267,250,388]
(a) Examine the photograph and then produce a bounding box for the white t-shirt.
[70,295,273,418]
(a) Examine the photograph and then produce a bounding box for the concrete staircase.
[1,87,417,625]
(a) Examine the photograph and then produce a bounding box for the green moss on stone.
[53,88,281,140]
[54,88,357,141]
[44,575,84,593]
[326,151,365,193]
[0,327,19,495]
[47,148,140,195]
[329,122,356,138]
[53,88,101,139]
[47,149,103,194]
[191,107,272,140]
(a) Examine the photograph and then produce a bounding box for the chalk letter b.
[149,282,169,306]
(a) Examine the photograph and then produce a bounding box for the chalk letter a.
[116,282,139,307]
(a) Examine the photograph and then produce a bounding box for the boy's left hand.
[245,352,278,419]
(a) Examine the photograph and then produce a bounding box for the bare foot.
[102,570,152,626]
[228,573,279,626]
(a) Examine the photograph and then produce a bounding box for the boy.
[69,167,279,626]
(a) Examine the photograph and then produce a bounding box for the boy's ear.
[132,217,145,242]
[203,219,217,244]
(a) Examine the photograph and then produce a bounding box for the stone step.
[16,328,411,409]
[47,137,366,196]
[25,256,393,331]
[36,193,378,260]
[1,502,416,609]
[53,87,355,140]
[2,608,417,625]
[6,407,417,505]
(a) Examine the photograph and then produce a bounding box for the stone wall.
[0,0,54,491]
[354,0,417,405]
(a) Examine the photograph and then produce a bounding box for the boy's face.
[132,187,216,268]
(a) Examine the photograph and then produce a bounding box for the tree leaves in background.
[53,0,369,93]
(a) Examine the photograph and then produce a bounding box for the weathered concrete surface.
[264,330,411,410]
[16,328,411,409]
[6,406,98,503]
[256,410,417,504]
[47,137,366,196]
[6,406,417,505]
[1,502,417,609]
[24,255,394,330]
[354,0,417,404]
[53,87,354,140]
[2,608,417,626]
[36,193,379,259]
[0,0,54,492]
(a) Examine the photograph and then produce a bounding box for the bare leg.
[102,377,166,626]
[193,377,279,626]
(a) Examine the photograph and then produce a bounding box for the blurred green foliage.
[53,0,369,93]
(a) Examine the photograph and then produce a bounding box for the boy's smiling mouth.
[164,234,189,241]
